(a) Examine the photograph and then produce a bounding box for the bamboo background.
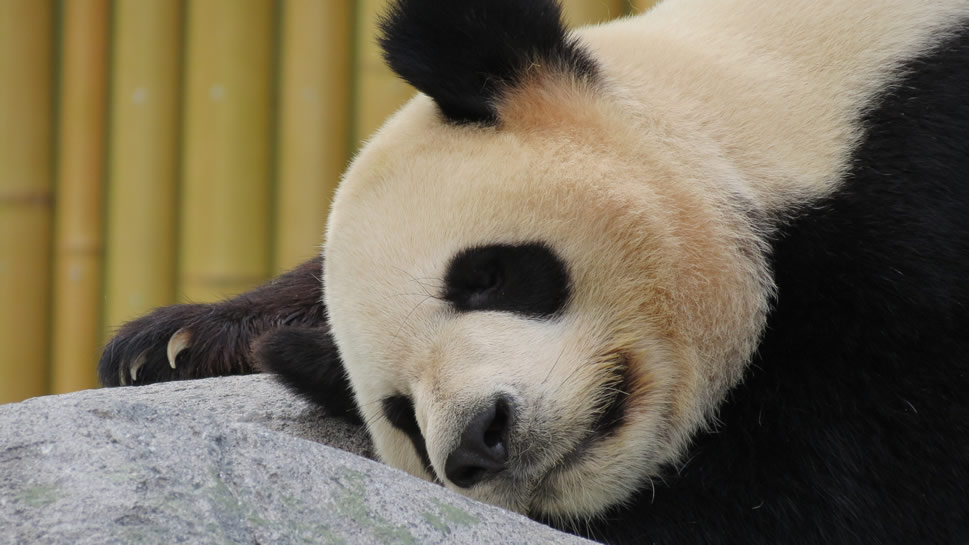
[0,0,657,404]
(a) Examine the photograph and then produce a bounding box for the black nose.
[444,398,513,488]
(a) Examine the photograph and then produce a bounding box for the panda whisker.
[351,426,374,445]
[379,292,441,301]
[347,413,382,445]
[584,519,598,543]
[389,265,444,297]
[390,294,437,345]
[551,361,587,396]
[358,411,391,441]
[542,345,569,385]
[674,453,698,477]
[412,277,444,291]
[410,280,434,298]
[354,398,387,411]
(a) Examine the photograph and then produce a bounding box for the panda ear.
[379,0,599,125]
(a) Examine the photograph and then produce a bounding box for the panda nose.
[444,398,512,488]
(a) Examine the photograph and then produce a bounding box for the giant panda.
[98,0,969,543]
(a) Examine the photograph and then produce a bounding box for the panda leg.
[252,326,359,423]
[97,256,329,388]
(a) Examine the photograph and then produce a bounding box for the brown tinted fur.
[98,257,327,387]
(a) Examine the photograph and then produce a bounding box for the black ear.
[379,0,599,124]
[253,326,361,425]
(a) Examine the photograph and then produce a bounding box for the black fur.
[98,256,359,422]
[378,0,598,124]
[443,243,571,318]
[253,327,359,424]
[383,395,435,476]
[98,257,327,387]
[576,28,969,545]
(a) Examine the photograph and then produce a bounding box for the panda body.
[323,0,969,543]
[96,0,969,543]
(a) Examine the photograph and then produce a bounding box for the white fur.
[324,0,969,521]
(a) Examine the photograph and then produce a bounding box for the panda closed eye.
[381,394,435,477]
[442,243,571,318]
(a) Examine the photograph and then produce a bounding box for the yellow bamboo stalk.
[629,0,660,14]
[0,1,54,403]
[51,0,110,394]
[103,0,183,340]
[274,0,352,273]
[352,0,415,149]
[561,0,626,26]
[179,0,275,302]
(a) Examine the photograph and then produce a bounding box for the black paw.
[98,303,256,387]
[253,326,359,423]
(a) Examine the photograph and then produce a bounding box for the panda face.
[324,88,772,519]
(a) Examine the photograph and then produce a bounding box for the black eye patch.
[382,395,433,474]
[442,243,570,318]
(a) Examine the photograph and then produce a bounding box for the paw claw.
[129,351,147,383]
[167,328,192,369]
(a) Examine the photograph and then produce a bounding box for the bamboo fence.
[178,0,276,303]
[102,0,184,356]
[51,0,110,394]
[274,0,352,272]
[562,0,627,26]
[0,0,647,403]
[0,1,55,403]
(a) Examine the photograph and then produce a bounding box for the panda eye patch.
[443,243,570,318]
[382,395,433,474]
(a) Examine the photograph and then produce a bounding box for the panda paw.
[98,303,256,387]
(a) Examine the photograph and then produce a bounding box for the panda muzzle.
[443,396,514,488]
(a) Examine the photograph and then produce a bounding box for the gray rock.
[0,375,595,545]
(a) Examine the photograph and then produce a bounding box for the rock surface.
[0,375,594,545]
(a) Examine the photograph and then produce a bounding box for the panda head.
[324,0,772,522]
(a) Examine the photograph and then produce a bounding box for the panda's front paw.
[98,303,253,387]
